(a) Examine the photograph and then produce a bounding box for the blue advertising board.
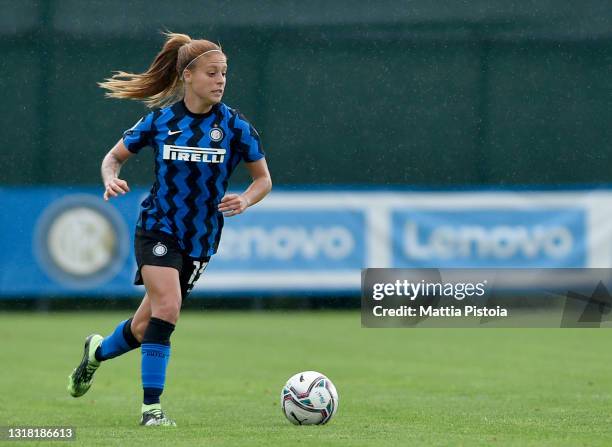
[0,187,607,297]
[391,209,587,268]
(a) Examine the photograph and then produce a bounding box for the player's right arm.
[101,139,134,201]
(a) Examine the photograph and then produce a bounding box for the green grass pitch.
[2,311,612,446]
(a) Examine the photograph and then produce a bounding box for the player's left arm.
[218,158,272,217]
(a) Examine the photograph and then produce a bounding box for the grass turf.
[1,311,612,446]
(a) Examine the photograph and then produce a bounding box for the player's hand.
[218,193,249,217]
[103,178,130,201]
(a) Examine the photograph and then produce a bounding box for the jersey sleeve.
[122,112,155,153]
[231,112,265,162]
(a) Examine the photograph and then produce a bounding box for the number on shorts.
[187,260,208,286]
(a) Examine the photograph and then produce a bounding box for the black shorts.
[134,227,210,300]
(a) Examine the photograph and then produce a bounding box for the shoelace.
[76,362,97,383]
[144,409,175,424]
[148,409,164,418]
[84,364,97,381]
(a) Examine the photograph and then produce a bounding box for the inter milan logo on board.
[210,127,224,142]
[34,194,129,288]
[153,242,168,257]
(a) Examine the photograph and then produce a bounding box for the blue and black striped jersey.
[123,100,265,258]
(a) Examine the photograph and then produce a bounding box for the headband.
[181,49,223,79]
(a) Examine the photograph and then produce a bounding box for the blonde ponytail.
[98,31,223,109]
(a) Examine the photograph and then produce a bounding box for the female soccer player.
[67,32,272,426]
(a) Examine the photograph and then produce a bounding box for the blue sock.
[95,318,141,362]
[141,317,175,405]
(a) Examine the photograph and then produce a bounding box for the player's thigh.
[141,265,182,323]
[133,228,184,323]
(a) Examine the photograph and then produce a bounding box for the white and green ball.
[280,371,339,425]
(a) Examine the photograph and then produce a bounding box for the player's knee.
[153,308,179,324]
[152,295,181,323]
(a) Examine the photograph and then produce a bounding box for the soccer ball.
[280,371,339,425]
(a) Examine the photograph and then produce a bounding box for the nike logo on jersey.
[167,130,182,135]
[163,144,226,164]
